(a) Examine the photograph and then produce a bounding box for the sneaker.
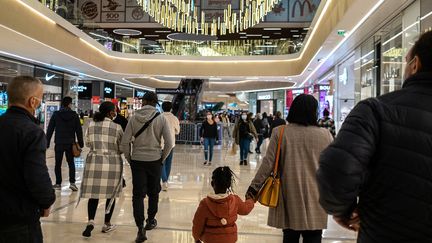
[144,218,157,230]
[69,183,78,191]
[102,223,117,233]
[82,222,95,238]
[240,161,244,165]
[244,160,248,166]
[203,161,208,165]
[248,150,253,154]
[162,182,168,192]
[208,161,212,166]
[53,184,61,190]
[135,229,147,243]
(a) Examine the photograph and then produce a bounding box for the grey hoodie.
[120,105,174,163]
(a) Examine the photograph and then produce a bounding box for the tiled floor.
[42,139,356,243]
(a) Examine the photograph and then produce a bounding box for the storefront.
[247,90,286,116]
[0,57,80,130]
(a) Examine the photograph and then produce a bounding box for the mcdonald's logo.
[291,0,316,18]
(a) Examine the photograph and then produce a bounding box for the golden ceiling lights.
[138,0,281,36]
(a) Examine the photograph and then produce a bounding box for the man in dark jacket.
[269,111,286,136]
[317,31,432,242]
[253,113,264,154]
[0,76,56,243]
[46,96,83,191]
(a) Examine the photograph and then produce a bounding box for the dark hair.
[262,112,268,118]
[411,31,432,72]
[287,94,318,126]
[275,111,282,118]
[142,91,158,106]
[323,108,330,117]
[62,96,73,108]
[7,76,42,104]
[93,101,115,122]
[212,166,236,193]
[162,101,173,112]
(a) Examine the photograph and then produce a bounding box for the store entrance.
[257,100,274,115]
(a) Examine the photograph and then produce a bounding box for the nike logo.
[45,74,56,81]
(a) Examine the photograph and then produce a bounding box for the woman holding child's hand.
[248,95,333,243]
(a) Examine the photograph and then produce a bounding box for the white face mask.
[241,115,247,120]
[207,115,212,120]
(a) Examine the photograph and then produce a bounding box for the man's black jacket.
[46,107,83,147]
[0,107,55,227]
[317,72,432,242]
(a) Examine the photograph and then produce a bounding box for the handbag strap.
[133,112,160,139]
[273,126,285,176]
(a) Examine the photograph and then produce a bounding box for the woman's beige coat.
[250,124,333,230]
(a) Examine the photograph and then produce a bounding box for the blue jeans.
[239,138,251,161]
[161,149,174,182]
[204,138,216,161]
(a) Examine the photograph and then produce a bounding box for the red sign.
[91,96,100,104]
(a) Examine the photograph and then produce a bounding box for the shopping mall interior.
[1,0,432,242]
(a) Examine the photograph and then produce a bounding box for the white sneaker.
[162,182,168,191]
[101,223,117,233]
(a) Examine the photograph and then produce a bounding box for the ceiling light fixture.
[263,28,282,31]
[140,0,281,36]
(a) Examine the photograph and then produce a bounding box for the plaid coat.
[80,118,124,200]
[250,124,333,230]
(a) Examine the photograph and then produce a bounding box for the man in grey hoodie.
[121,91,174,243]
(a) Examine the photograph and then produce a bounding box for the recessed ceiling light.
[113,29,142,36]
[265,42,272,45]
[280,38,287,40]
[262,36,270,38]
[303,27,310,30]
[240,36,247,39]
[155,30,172,33]
[217,94,230,97]
[293,35,300,37]
[246,34,261,37]
[240,32,247,34]
[144,34,160,37]
[256,45,277,48]
[263,28,281,31]
[274,32,282,35]
[290,29,299,32]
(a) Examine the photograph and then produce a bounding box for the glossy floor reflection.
[42,140,356,243]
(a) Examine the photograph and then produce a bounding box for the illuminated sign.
[319,85,331,91]
[339,67,348,85]
[104,87,113,94]
[257,91,273,100]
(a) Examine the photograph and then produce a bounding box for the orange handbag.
[258,126,285,208]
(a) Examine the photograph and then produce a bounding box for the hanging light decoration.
[138,0,281,36]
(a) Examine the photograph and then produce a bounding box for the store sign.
[91,96,100,104]
[257,91,273,100]
[135,89,146,98]
[104,82,115,99]
[319,85,331,91]
[77,83,92,99]
[292,89,304,95]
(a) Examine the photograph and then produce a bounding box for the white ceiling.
[0,0,415,92]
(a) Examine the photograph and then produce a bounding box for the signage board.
[44,101,60,132]
[104,82,115,98]
[257,91,273,100]
[77,83,93,99]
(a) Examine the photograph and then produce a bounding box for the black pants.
[0,222,43,243]
[54,144,75,184]
[87,199,116,223]
[131,160,162,228]
[283,229,322,243]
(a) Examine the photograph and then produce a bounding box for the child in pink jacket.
[192,166,255,243]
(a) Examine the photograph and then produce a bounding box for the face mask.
[242,115,247,120]
[207,115,212,120]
